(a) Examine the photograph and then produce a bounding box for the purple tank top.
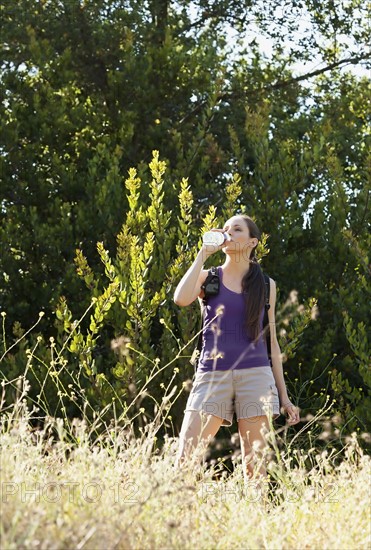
[197,266,271,372]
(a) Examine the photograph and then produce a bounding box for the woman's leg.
[238,415,271,483]
[175,410,224,469]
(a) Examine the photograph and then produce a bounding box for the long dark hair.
[240,215,266,342]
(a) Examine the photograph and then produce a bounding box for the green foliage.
[0,0,369,440]
[279,297,319,362]
[48,153,315,428]
[331,229,371,431]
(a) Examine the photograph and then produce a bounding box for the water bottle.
[202,231,231,247]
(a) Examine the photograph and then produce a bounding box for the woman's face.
[222,216,257,255]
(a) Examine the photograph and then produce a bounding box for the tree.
[1,0,369,438]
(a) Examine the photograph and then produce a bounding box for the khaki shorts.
[184,367,280,427]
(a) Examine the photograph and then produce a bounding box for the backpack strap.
[189,303,205,372]
[262,273,272,366]
[190,266,219,373]
[200,266,218,302]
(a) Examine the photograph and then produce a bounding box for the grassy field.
[1,322,370,549]
[1,399,370,550]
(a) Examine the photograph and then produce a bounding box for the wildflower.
[289,290,298,304]
[111,336,131,356]
[128,383,136,394]
[311,304,319,320]
[182,379,193,392]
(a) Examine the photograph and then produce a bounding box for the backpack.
[190,267,271,373]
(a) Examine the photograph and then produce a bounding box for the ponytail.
[239,216,266,342]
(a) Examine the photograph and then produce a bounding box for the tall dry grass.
[1,313,370,549]
[1,379,370,549]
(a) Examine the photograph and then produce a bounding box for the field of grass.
[1,395,370,550]
[1,317,370,549]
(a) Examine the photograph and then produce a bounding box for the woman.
[173,214,300,483]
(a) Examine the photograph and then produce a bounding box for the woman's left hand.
[281,401,300,425]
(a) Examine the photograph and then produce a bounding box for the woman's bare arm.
[173,249,209,306]
[268,277,301,424]
[174,229,226,306]
[268,278,290,404]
